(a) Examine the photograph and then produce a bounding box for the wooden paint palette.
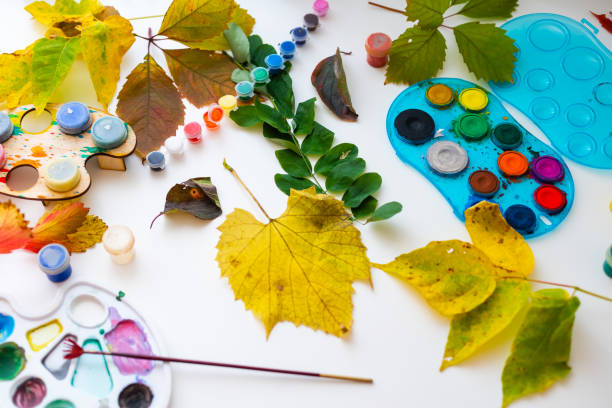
[0,282,171,407]
[0,104,136,202]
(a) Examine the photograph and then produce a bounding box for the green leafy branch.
[369,0,519,85]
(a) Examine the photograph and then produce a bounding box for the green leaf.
[502,289,580,408]
[252,44,276,67]
[405,0,450,28]
[254,98,289,133]
[441,280,531,370]
[368,201,403,222]
[31,37,81,111]
[342,173,382,208]
[229,106,261,127]
[314,143,359,176]
[454,22,518,83]
[158,0,236,43]
[231,68,251,83]
[458,0,518,18]
[293,98,316,135]
[248,34,263,60]
[223,22,250,64]
[267,72,295,118]
[311,48,358,121]
[351,196,378,219]
[386,27,446,85]
[275,149,312,178]
[301,122,334,155]
[325,158,366,192]
[274,174,320,195]
[451,0,468,4]
[262,123,299,153]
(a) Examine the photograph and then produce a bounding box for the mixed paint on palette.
[0,283,171,407]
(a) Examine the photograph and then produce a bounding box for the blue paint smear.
[71,338,113,398]
[0,313,15,341]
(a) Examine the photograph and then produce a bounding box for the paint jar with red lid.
[365,33,392,67]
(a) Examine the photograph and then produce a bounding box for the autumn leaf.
[184,6,255,50]
[0,43,35,108]
[0,202,32,254]
[117,55,185,158]
[502,289,580,407]
[216,187,370,337]
[405,0,450,28]
[24,202,107,253]
[311,48,358,121]
[81,15,135,108]
[158,0,237,43]
[26,0,103,27]
[164,48,237,108]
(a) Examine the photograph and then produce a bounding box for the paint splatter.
[71,338,113,398]
[31,146,47,157]
[44,400,76,408]
[0,342,26,380]
[0,312,15,341]
[104,308,154,376]
[118,383,154,408]
[116,290,126,302]
[26,319,63,351]
[12,159,41,168]
[12,377,46,408]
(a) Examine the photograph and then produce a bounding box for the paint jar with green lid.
[492,123,522,150]
[250,67,270,86]
[235,81,255,101]
[453,113,490,141]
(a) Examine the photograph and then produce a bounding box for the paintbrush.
[62,338,373,384]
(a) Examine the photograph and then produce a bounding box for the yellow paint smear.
[26,319,63,352]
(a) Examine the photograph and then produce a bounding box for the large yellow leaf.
[158,0,237,42]
[26,0,103,27]
[81,15,135,108]
[465,201,534,277]
[216,187,370,337]
[183,6,255,50]
[0,202,32,254]
[373,240,497,316]
[0,43,35,108]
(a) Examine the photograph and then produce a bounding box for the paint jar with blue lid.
[290,27,308,46]
[146,151,166,171]
[92,117,128,150]
[504,204,537,234]
[56,102,92,135]
[265,54,285,75]
[235,81,255,101]
[279,41,296,60]
[250,67,270,86]
[0,112,14,143]
[38,243,72,283]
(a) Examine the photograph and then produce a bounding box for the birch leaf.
[158,0,236,43]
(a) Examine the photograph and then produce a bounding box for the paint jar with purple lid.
[38,243,72,283]
[290,27,308,46]
[531,155,564,183]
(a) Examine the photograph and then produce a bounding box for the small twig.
[223,160,272,221]
[133,33,150,41]
[339,50,352,55]
[150,212,164,229]
[444,12,460,20]
[368,1,404,14]
[501,276,612,303]
[129,14,164,21]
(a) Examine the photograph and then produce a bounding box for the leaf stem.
[129,14,165,21]
[367,1,404,14]
[440,24,454,30]
[223,160,272,221]
[501,276,612,303]
[223,51,247,71]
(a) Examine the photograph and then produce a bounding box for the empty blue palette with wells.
[490,13,612,169]
[386,78,575,239]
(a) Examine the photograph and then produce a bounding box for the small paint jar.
[251,67,270,86]
[279,41,297,60]
[92,117,128,150]
[103,225,135,265]
[497,151,529,177]
[219,95,237,115]
[313,0,329,17]
[534,185,567,214]
[504,204,537,234]
[56,102,92,134]
[0,112,14,143]
[531,155,564,183]
[184,122,202,143]
[0,144,6,169]
[304,13,319,31]
[164,136,185,156]
[203,104,224,131]
[468,170,500,197]
[146,151,166,171]
[603,245,612,278]
[454,113,490,141]
[290,27,308,46]
[425,84,454,108]
[492,123,522,150]
[365,33,392,68]
[458,88,488,112]
[394,109,435,145]
[427,141,469,175]
[235,81,255,101]
[38,243,72,283]
[265,54,285,74]
[44,158,81,192]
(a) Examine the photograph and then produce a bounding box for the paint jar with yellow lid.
[44,158,81,192]
[103,225,135,265]
[458,88,489,112]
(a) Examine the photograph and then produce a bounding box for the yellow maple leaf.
[0,202,32,254]
[26,0,103,27]
[216,187,371,338]
[0,43,36,108]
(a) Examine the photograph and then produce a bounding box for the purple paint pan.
[532,155,565,183]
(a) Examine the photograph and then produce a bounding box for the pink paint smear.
[104,307,154,376]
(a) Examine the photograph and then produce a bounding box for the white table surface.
[2,0,611,407]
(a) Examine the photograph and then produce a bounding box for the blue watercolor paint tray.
[386,78,575,239]
[490,13,612,169]
[0,282,171,407]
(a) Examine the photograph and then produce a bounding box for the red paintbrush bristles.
[63,337,85,360]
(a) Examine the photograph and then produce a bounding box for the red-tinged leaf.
[117,54,185,158]
[164,48,237,108]
[591,11,612,35]
[0,202,31,254]
[311,48,358,121]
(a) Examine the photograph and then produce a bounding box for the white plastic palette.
[0,282,171,408]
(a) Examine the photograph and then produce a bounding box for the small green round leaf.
[368,201,403,222]
[275,149,312,178]
[230,106,261,127]
[342,173,382,207]
[325,158,366,192]
[274,174,319,195]
[351,196,378,219]
[302,122,334,155]
[314,143,358,176]
[293,98,316,135]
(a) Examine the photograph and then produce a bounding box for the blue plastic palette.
[490,13,612,169]
[386,78,575,238]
